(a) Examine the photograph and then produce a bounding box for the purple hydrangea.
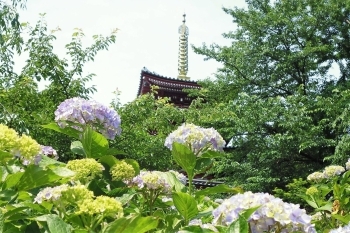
[127,171,171,194]
[329,223,350,233]
[212,191,316,233]
[164,123,225,155]
[54,97,121,140]
[40,145,58,160]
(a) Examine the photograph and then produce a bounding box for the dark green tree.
[191,0,350,192]
[0,1,117,161]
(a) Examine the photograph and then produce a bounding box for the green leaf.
[81,127,109,158]
[0,150,14,163]
[42,123,80,139]
[70,141,85,156]
[195,184,243,197]
[200,150,223,159]
[316,202,332,211]
[173,192,198,223]
[194,158,212,174]
[172,143,196,179]
[103,216,158,233]
[17,165,62,190]
[228,216,249,233]
[46,214,73,233]
[99,155,119,167]
[3,172,24,189]
[332,214,350,224]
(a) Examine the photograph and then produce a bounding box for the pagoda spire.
[177,14,190,80]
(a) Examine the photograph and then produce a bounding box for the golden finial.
[177,13,190,80]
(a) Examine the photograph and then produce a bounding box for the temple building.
[137,14,200,108]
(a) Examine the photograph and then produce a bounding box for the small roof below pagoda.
[137,67,200,108]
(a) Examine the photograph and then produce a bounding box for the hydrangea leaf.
[171,142,196,179]
[17,165,62,190]
[227,215,249,233]
[0,150,13,163]
[194,158,212,174]
[99,155,119,168]
[173,192,198,223]
[102,216,158,233]
[70,141,86,156]
[81,127,109,158]
[200,150,222,159]
[3,172,23,189]
[46,214,73,233]
[42,123,80,139]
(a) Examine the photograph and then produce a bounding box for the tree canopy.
[190,0,350,192]
[0,1,117,161]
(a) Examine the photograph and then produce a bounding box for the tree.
[0,1,117,161]
[111,90,185,170]
[191,0,350,192]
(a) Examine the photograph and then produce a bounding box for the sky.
[17,0,247,106]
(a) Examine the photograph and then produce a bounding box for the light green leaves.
[173,192,198,224]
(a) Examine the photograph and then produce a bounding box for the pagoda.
[137,14,200,108]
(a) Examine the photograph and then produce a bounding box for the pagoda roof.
[137,67,200,96]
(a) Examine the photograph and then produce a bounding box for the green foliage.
[0,2,117,162]
[111,93,185,170]
[189,0,350,192]
[273,178,309,209]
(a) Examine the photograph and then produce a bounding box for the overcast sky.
[17,0,247,106]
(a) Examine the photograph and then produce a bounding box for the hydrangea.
[128,171,171,194]
[212,191,316,233]
[40,145,58,160]
[346,159,350,171]
[14,134,41,165]
[67,158,104,183]
[110,161,135,181]
[0,124,19,151]
[307,165,345,183]
[329,223,350,233]
[61,184,94,205]
[54,97,121,139]
[324,165,345,178]
[164,123,225,155]
[305,186,319,196]
[77,196,123,218]
[169,170,187,185]
[34,184,69,204]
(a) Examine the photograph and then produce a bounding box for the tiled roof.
[137,67,200,96]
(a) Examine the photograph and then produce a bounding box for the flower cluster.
[34,184,69,204]
[40,145,58,160]
[164,123,225,155]
[54,97,122,140]
[169,170,187,185]
[66,158,104,183]
[76,196,123,218]
[0,124,41,164]
[307,165,345,183]
[0,124,19,151]
[212,191,316,233]
[60,184,94,205]
[128,171,171,194]
[329,223,350,233]
[346,159,350,171]
[110,160,135,181]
